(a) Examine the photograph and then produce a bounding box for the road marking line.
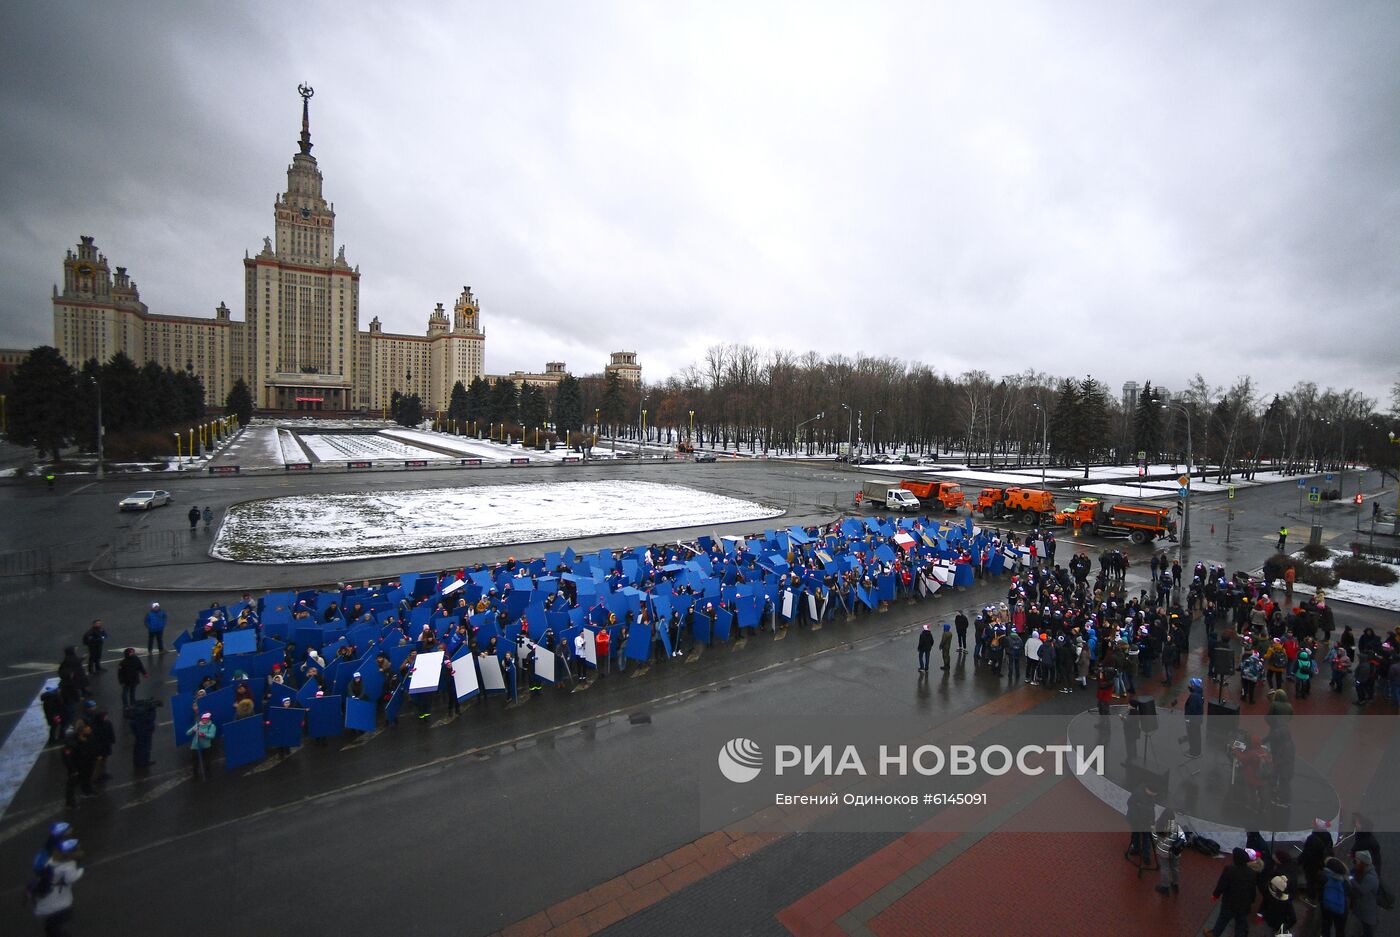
[0,677,58,823]
[121,775,187,808]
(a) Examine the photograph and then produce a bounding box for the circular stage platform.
[1067,705,1339,849]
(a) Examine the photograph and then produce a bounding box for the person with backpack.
[1294,648,1315,699]
[1318,856,1350,936]
[1265,639,1289,690]
[29,836,83,935]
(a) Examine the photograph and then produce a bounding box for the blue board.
[223,629,257,656]
[345,697,377,732]
[266,705,305,748]
[307,696,343,738]
[221,716,266,770]
[173,638,218,671]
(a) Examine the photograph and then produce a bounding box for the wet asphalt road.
[0,460,1392,935]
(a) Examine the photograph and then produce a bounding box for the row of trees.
[432,344,1393,479]
[4,343,1394,477]
[5,347,209,461]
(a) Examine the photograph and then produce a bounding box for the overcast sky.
[1,1,1396,402]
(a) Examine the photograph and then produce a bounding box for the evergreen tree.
[397,394,423,427]
[519,382,549,432]
[1076,376,1110,476]
[554,373,583,433]
[600,371,625,435]
[1132,381,1161,461]
[72,359,101,450]
[1048,378,1079,465]
[389,390,403,423]
[488,378,518,425]
[7,346,76,461]
[447,380,469,426]
[173,369,206,421]
[464,376,490,427]
[225,379,254,427]
[101,352,148,433]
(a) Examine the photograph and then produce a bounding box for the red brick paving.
[868,781,1221,937]
[491,619,1390,937]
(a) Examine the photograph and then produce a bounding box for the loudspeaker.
[1131,696,1158,733]
[1211,647,1236,676]
[1125,762,1170,796]
[1206,701,1239,736]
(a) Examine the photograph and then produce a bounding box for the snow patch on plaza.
[212,479,784,563]
[1283,550,1400,613]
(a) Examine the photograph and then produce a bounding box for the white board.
[529,641,556,683]
[1033,539,1045,557]
[806,594,818,620]
[478,654,505,691]
[450,653,480,700]
[576,629,597,666]
[781,591,794,618]
[442,578,464,596]
[930,565,952,585]
[408,651,444,694]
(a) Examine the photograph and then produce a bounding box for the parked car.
[694,452,717,463]
[119,490,173,511]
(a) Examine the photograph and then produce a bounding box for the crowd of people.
[31,510,1397,933]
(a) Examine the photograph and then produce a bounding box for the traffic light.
[1353,493,1363,506]
[1176,499,1183,516]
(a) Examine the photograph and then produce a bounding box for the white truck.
[858,480,921,512]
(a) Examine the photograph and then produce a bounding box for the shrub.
[1300,543,1330,562]
[1333,556,1399,586]
[1300,564,1338,589]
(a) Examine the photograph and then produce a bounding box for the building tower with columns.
[48,85,641,414]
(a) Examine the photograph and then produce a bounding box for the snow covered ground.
[381,429,571,462]
[220,426,285,467]
[1281,550,1400,613]
[1078,484,1173,501]
[212,479,784,563]
[299,433,452,463]
[277,430,305,464]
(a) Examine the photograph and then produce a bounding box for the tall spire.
[297,83,315,156]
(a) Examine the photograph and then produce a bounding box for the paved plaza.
[0,457,1394,936]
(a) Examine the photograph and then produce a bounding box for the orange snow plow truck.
[970,487,1058,525]
[1053,498,1176,545]
[898,478,965,512]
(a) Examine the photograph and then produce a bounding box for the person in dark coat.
[1125,782,1157,861]
[1182,678,1204,757]
[81,620,108,674]
[1207,847,1259,935]
[116,648,146,709]
[916,625,933,673]
[938,624,953,670]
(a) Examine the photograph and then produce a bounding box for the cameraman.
[124,697,160,770]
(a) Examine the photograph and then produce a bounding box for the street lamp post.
[873,409,883,456]
[841,403,852,460]
[91,377,104,479]
[795,412,824,455]
[1031,403,1048,490]
[688,410,695,448]
[1160,402,1192,549]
